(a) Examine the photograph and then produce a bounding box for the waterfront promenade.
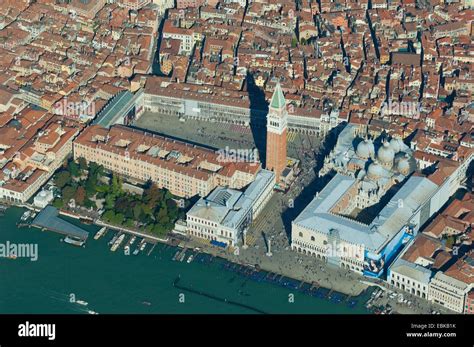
[175,234,450,314]
[179,235,369,297]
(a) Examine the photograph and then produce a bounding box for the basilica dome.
[377,141,395,164]
[389,137,404,154]
[356,139,375,159]
[367,161,384,180]
[396,155,410,175]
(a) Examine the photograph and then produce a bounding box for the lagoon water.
[0,207,370,314]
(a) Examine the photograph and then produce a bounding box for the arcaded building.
[73,125,260,198]
[291,173,442,278]
[292,120,474,278]
[186,169,275,246]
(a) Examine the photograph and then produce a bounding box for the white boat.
[129,236,137,245]
[76,300,88,306]
[64,236,85,247]
[87,310,98,315]
[124,245,130,254]
[140,240,147,251]
[94,227,107,240]
[111,234,125,252]
[187,254,194,263]
[108,233,119,246]
[20,210,31,221]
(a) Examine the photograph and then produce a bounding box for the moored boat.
[108,233,119,246]
[64,236,85,247]
[111,234,125,252]
[20,210,32,221]
[94,227,107,240]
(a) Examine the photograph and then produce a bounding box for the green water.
[0,207,370,314]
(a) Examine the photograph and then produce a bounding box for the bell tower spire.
[265,82,288,182]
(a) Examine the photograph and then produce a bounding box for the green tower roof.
[270,82,286,109]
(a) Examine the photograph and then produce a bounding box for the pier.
[31,206,89,242]
[95,219,168,244]
[147,243,156,256]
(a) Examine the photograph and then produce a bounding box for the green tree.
[85,177,98,197]
[78,157,88,172]
[95,184,109,193]
[55,171,71,189]
[445,235,456,249]
[95,165,104,178]
[62,185,76,203]
[104,194,115,210]
[141,204,153,217]
[52,198,64,209]
[83,198,96,209]
[144,182,163,206]
[111,213,125,225]
[152,223,167,236]
[160,215,170,225]
[166,199,178,216]
[111,173,123,196]
[114,196,130,214]
[124,219,135,228]
[89,162,100,176]
[133,203,143,220]
[103,210,115,222]
[164,189,173,200]
[76,186,86,205]
[68,160,80,177]
[156,206,168,221]
[291,37,298,48]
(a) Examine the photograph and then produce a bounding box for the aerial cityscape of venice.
[0,0,473,344]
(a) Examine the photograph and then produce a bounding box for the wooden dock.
[16,223,31,228]
[147,243,156,256]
